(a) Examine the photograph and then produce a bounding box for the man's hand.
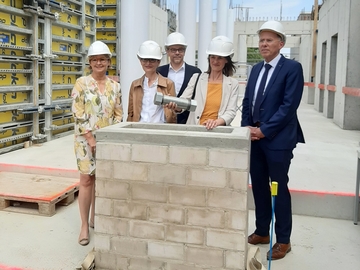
[165,102,182,113]
[247,126,265,141]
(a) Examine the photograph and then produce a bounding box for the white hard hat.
[257,20,286,44]
[87,41,112,59]
[137,40,162,60]
[206,36,234,58]
[165,32,187,48]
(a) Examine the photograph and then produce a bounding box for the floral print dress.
[71,75,122,175]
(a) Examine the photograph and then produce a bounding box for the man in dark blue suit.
[157,32,201,124]
[241,21,305,260]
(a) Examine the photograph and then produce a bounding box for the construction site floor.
[0,102,360,270]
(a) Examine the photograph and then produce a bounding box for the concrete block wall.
[94,123,250,270]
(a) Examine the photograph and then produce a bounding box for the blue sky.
[166,0,316,21]
[239,0,315,19]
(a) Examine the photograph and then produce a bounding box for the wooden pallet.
[0,171,79,216]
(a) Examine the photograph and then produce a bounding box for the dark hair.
[206,55,237,77]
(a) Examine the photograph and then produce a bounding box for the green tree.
[247,47,262,65]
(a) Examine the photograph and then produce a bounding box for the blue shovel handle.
[268,182,278,270]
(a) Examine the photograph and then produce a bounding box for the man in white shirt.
[158,32,201,124]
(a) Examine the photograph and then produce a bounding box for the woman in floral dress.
[71,41,122,246]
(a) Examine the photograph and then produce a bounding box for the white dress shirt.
[168,63,185,96]
[140,77,165,123]
[252,53,281,110]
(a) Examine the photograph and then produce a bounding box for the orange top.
[199,83,222,125]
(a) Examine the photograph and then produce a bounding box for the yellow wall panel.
[97,7,117,17]
[0,72,29,86]
[55,11,79,25]
[96,31,117,41]
[0,32,30,47]
[96,0,117,4]
[1,0,23,8]
[96,19,116,28]
[85,3,95,15]
[85,36,93,47]
[52,74,78,85]
[53,89,72,100]
[0,92,28,105]
[0,111,25,123]
[0,12,27,29]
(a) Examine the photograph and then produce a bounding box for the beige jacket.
[180,73,239,125]
[127,74,176,123]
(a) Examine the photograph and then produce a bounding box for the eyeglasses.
[140,58,158,63]
[89,58,109,64]
[168,48,185,53]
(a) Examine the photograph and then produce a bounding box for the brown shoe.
[248,233,270,245]
[267,242,291,260]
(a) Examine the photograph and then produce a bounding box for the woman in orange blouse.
[168,36,239,129]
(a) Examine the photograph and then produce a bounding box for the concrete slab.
[0,200,93,270]
[0,135,78,178]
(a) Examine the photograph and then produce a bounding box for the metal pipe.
[153,92,197,112]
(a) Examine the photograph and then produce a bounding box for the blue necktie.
[253,63,272,124]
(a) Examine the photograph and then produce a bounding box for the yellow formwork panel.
[52,66,80,72]
[52,25,81,39]
[0,111,26,123]
[52,8,79,25]
[0,31,31,47]
[0,11,27,29]
[0,127,28,147]
[1,0,23,8]
[84,18,94,32]
[96,19,117,28]
[0,92,28,105]
[104,43,116,53]
[52,74,78,85]
[52,41,80,54]
[85,3,95,15]
[84,36,93,47]
[52,89,72,100]
[0,72,29,86]
[96,31,117,41]
[97,7,117,17]
[97,0,117,5]
[107,70,116,76]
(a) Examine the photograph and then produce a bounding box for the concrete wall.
[315,0,360,129]
[94,123,250,270]
[149,3,168,66]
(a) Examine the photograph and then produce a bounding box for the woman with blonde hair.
[71,41,122,246]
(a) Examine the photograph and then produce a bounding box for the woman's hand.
[84,132,96,154]
[203,119,223,130]
[87,137,96,154]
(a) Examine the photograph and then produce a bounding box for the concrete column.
[227,8,234,41]
[120,0,149,120]
[198,0,213,71]
[216,0,228,36]
[237,34,248,80]
[179,0,197,65]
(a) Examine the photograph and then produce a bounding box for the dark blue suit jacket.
[157,63,201,124]
[241,55,305,150]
